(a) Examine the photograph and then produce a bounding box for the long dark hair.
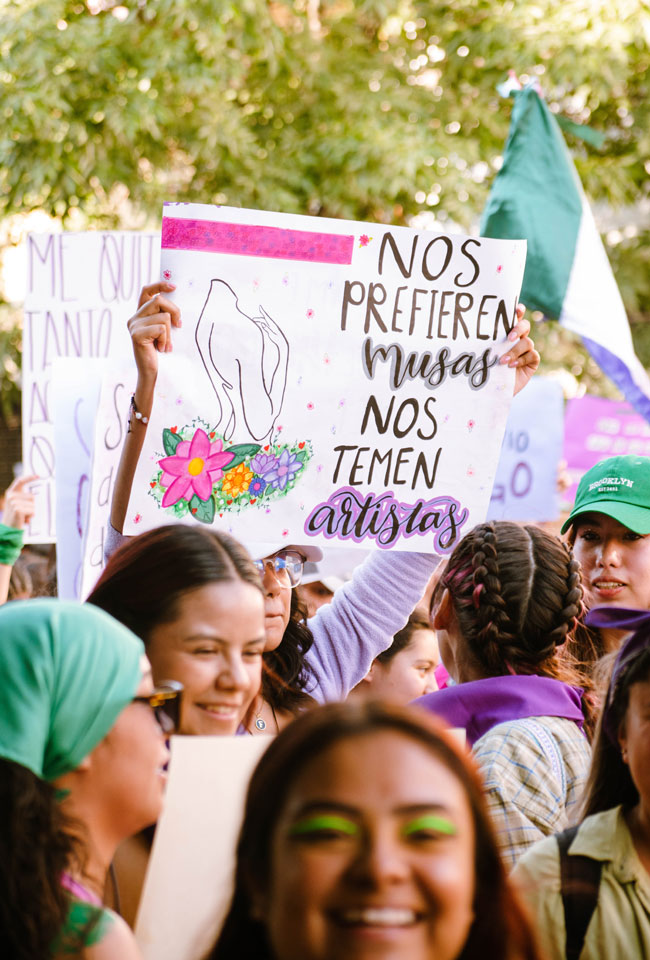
[87,524,262,638]
[261,587,315,712]
[209,701,544,960]
[433,521,595,736]
[581,647,650,817]
[0,759,85,959]
[565,524,607,668]
[88,525,314,715]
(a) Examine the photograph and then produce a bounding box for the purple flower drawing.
[250,452,279,475]
[265,449,304,491]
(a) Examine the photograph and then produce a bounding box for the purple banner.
[563,394,650,506]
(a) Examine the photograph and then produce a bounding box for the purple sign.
[563,395,650,506]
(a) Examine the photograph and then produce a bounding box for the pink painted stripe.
[162,217,354,265]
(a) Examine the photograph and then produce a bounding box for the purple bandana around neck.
[413,675,585,747]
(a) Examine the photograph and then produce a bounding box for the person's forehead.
[574,512,631,531]
[284,731,468,810]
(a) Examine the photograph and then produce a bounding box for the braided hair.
[437,521,594,735]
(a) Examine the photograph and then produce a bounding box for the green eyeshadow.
[289,814,359,837]
[402,814,457,837]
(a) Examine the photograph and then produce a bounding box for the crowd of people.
[2,282,650,959]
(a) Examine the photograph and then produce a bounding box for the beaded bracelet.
[127,394,149,433]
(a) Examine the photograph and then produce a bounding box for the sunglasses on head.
[133,681,183,735]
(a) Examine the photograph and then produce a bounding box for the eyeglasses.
[133,681,183,735]
[253,551,305,588]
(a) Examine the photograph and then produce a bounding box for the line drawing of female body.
[194,278,290,443]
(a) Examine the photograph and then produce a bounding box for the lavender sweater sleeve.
[304,550,440,704]
[105,522,127,561]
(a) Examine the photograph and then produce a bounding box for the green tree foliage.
[2,0,649,224]
[1,0,649,413]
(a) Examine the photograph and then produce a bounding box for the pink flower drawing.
[163,269,172,281]
[306,308,315,319]
[158,428,234,507]
[359,234,372,247]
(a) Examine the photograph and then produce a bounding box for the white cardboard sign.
[125,203,526,556]
[52,358,105,599]
[22,231,158,541]
[135,736,272,960]
[487,377,563,522]
[79,361,136,599]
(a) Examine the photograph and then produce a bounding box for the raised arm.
[110,282,180,534]
[305,550,440,702]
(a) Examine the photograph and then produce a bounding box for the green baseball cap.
[561,455,650,535]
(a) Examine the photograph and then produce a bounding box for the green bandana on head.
[0,599,145,781]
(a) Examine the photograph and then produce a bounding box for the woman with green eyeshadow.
[0,599,180,960]
[207,700,544,960]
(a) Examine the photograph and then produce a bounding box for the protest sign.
[563,395,650,506]
[22,231,158,541]
[125,203,526,555]
[52,358,105,599]
[79,362,135,599]
[487,377,563,522]
[135,735,272,960]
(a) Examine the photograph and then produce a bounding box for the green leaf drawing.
[163,429,182,456]
[223,443,261,470]
[189,494,216,524]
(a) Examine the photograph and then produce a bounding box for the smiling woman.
[104,284,539,738]
[208,701,544,960]
[0,600,167,960]
[87,525,266,737]
[563,455,650,656]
